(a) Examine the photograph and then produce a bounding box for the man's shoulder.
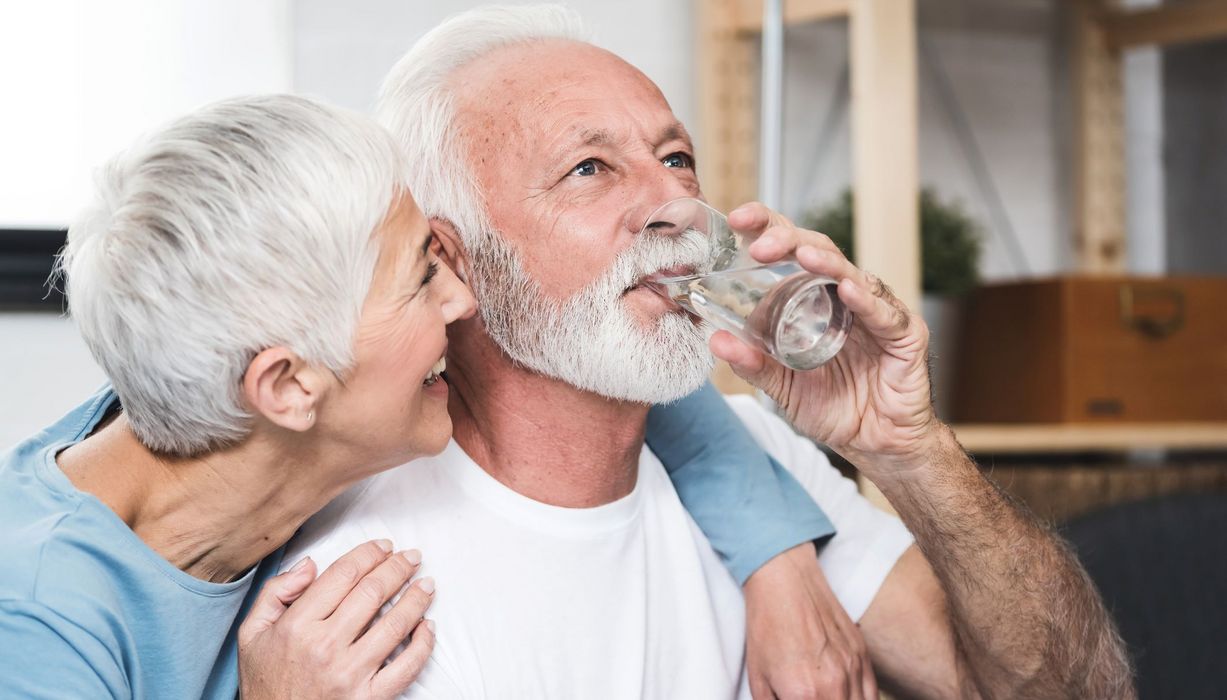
[286,444,465,571]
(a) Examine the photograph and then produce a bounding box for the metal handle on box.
[1119,285,1185,340]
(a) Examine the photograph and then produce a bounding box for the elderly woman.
[0,95,475,698]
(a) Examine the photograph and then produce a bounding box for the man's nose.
[624,170,701,235]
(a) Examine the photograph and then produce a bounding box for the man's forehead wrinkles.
[540,125,610,163]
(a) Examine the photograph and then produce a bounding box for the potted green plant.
[801,188,983,418]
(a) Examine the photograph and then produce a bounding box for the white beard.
[467,228,715,404]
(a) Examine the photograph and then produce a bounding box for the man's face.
[451,40,714,402]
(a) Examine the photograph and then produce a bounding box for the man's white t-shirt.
[285,396,913,699]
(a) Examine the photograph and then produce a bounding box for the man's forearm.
[863,424,1133,699]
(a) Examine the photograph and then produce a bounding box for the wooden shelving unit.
[696,1,1227,513]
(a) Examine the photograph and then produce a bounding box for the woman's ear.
[430,218,470,285]
[241,348,330,432]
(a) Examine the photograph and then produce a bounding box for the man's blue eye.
[571,160,599,177]
[663,152,694,169]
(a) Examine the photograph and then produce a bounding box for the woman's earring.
[306,410,315,424]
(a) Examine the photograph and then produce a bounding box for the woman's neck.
[57,414,347,583]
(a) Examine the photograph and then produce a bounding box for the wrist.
[898,421,961,469]
[848,421,965,488]
[744,541,819,593]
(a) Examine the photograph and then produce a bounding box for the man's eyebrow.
[580,129,615,147]
[546,124,691,166]
[548,128,616,165]
[658,122,692,148]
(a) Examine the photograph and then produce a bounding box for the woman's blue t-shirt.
[0,387,281,698]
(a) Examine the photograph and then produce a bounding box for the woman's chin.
[396,378,453,460]
[417,412,454,457]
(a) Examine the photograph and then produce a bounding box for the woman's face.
[322,191,476,468]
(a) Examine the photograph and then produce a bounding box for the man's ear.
[241,347,330,432]
[430,218,471,285]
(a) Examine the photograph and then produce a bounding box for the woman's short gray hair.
[59,94,407,456]
[374,4,590,250]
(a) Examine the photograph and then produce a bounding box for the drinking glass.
[642,198,852,370]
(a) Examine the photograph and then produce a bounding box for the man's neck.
[58,415,352,583]
[446,335,650,508]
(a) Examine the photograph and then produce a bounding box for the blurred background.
[2,1,1225,694]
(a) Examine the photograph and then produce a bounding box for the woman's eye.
[422,261,439,286]
[662,152,694,170]
[570,159,601,177]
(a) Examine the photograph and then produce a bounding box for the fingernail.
[289,556,311,573]
[418,576,436,594]
[426,619,436,633]
[375,539,393,553]
[401,549,423,565]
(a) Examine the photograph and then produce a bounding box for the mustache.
[592,228,712,298]
[465,225,713,315]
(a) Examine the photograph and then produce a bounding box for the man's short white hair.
[60,94,406,456]
[375,3,590,247]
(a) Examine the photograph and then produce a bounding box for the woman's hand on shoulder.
[238,540,436,699]
[744,543,876,700]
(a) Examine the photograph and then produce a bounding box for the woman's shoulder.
[0,386,124,594]
[0,436,185,640]
[0,478,143,682]
[0,469,133,610]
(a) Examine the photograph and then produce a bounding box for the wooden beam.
[850,0,919,513]
[850,0,920,309]
[697,0,759,214]
[1105,1,1227,50]
[1072,0,1128,274]
[732,0,850,33]
[698,0,761,396]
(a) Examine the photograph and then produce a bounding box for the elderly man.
[287,5,1133,698]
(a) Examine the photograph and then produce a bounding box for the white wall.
[1124,46,1166,275]
[1122,0,1165,275]
[0,314,106,448]
[1162,39,1227,275]
[292,0,696,126]
[1,0,293,451]
[0,0,294,228]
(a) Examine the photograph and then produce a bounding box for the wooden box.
[950,276,1227,423]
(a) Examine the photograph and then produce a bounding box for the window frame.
[0,228,67,310]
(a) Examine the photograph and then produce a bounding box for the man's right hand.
[714,202,938,478]
[238,540,436,699]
